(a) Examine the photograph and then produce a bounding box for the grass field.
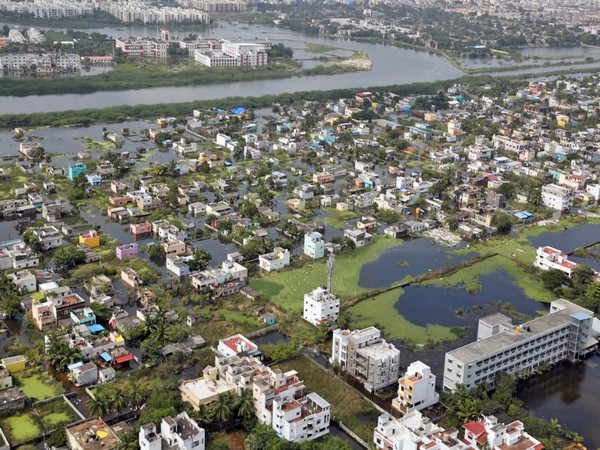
[216,309,259,327]
[249,236,403,312]
[348,289,459,345]
[276,356,380,443]
[14,371,63,401]
[318,208,359,228]
[40,411,74,428]
[0,414,42,444]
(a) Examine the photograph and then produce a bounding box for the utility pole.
[326,251,335,293]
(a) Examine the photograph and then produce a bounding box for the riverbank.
[0,75,494,129]
[0,56,366,97]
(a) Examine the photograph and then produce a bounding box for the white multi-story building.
[31,226,63,250]
[99,0,209,24]
[463,415,543,450]
[392,361,439,415]
[258,247,290,272]
[0,53,81,73]
[116,38,169,58]
[534,246,578,276]
[194,40,267,68]
[374,411,467,450]
[139,412,205,450]
[304,232,325,259]
[541,183,574,210]
[0,0,93,19]
[443,299,597,392]
[331,327,400,392]
[303,286,340,327]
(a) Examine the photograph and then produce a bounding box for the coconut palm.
[211,392,234,422]
[237,388,255,420]
[192,404,212,426]
[87,397,108,419]
[126,386,144,408]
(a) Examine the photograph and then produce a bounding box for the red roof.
[115,354,134,364]
[463,421,486,437]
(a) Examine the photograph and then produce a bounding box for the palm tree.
[126,386,144,408]
[151,320,172,346]
[192,404,212,426]
[116,431,138,450]
[237,388,255,420]
[211,392,233,422]
[456,398,482,423]
[87,397,108,419]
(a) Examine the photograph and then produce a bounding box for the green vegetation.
[348,289,459,345]
[319,208,359,228]
[250,236,402,312]
[424,255,555,303]
[276,356,380,443]
[14,370,63,401]
[216,309,259,327]
[305,43,339,53]
[0,414,42,444]
[0,75,498,129]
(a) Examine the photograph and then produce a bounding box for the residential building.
[79,230,100,248]
[194,40,267,68]
[0,368,11,389]
[216,334,261,358]
[31,226,63,250]
[131,221,152,237]
[330,327,400,392]
[463,415,543,450]
[8,270,37,293]
[121,268,143,289]
[303,286,340,327]
[66,418,124,450]
[116,243,139,260]
[1,355,26,373]
[534,246,578,277]
[68,162,87,180]
[71,362,98,386]
[373,410,468,450]
[163,240,186,257]
[443,299,597,392]
[70,307,96,326]
[258,247,290,272]
[541,183,574,211]
[304,232,325,259]
[392,361,439,415]
[139,412,205,450]
[344,228,373,247]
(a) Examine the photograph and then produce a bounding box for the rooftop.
[66,419,120,450]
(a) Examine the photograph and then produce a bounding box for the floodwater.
[529,223,600,253]
[357,237,475,288]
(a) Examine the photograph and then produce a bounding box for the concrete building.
[534,246,578,277]
[344,228,373,247]
[115,38,169,58]
[8,270,37,293]
[541,183,574,211]
[304,232,325,259]
[303,286,340,327]
[116,243,139,260]
[331,327,400,392]
[66,418,124,450]
[443,299,597,392]
[216,334,260,358]
[68,162,87,180]
[194,40,267,68]
[463,415,543,450]
[392,361,439,415]
[31,226,63,250]
[71,362,98,386]
[258,247,290,272]
[139,412,205,450]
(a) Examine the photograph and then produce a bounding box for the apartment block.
[116,38,169,58]
[541,183,574,211]
[534,246,578,277]
[331,327,400,392]
[443,299,597,392]
[304,232,325,259]
[303,286,340,327]
[139,412,205,450]
[392,361,439,415]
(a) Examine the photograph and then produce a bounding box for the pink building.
[121,268,142,289]
[116,243,139,260]
[130,221,152,236]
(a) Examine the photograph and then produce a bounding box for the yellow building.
[1,355,26,373]
[556,115,570,128]
[79,230,100,248]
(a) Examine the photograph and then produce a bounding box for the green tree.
[572,264,595,293]
[540,269,570,291]
[54,245,86,271]
[492,212,513,234]
[147,244,166,259]
[87,397,108,418]
[46,334,83,371]
[237,388,255,419]
[211,392,234,422]
[188,249,212,271]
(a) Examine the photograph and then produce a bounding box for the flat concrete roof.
[448,307,587,363]
[181,377,235,402]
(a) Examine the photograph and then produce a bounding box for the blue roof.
[100,352,113,362]
[571,312,591,321]
[231,107,247,115]
[88,324,105,333]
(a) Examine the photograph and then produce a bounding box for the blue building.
[68,163,87,181]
